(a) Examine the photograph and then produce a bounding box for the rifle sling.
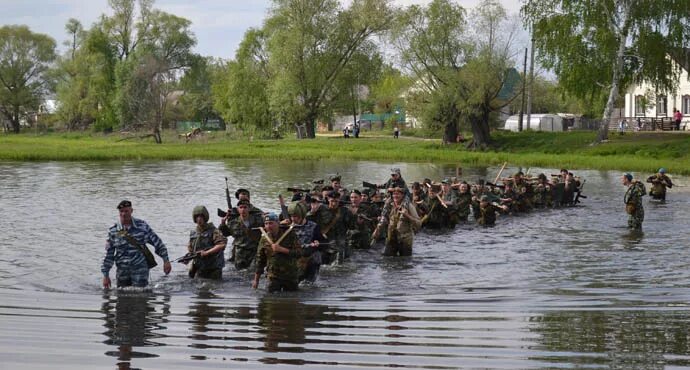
[119,229,157,268]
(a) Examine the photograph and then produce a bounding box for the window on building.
[657,95,667,116]
[683,95,690,115]
[635,95,645,116]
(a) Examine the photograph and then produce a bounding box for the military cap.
[321,185,334,192]
[117,200,132,209]
[312,179,324,184]
[310,194,322,203]
[290,192,303,202]
[288,202,306,218]
[623,173,633,181]
[350,189,361,196]
[329,174,342,182]
[441,178,450,184]
[235,188,250,199]
[390,187,405,194]
[264,212,279,222]
[658,168,667,174]
[192,205,209,222]
[326,190,340,199]
[480,195,489,202]
[236,199,250,207]
[411,181,421,190]
[423,178,432,184]
[537,173,547,181]
[391,168,401,175]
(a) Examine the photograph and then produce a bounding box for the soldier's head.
[391,187,405,202]
[390,168,401,180]
[235,188,250,201]
[560,168,568,177]
[441,179,451,191]
[236,199,250,217]
[538,173,547,182]
[514,171,524,182]
[192,205,209,225]
[459,182,469,193]
[371,191,383,202]
[288,202,306,224]
[622,173,633,186]
[117,200,133,225]
[480,195,490,205]
[411,181,422,193]
[310,194,322,212]
[264,212,279,233]
[326,191,340,209]
[350,189,362,206]
[321,185,334,200]
[329,174,342,189]
[658,168,667,175]
[429,183,441,197]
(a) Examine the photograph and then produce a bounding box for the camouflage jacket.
[255,227,302,282]
[188,222,227,271]
[101,218,169,277]
[384,199,421,238]
[477,204,501,226]
[647,174,673,196]
[624,181,646,208]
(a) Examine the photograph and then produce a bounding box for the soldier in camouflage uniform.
[219,199,263,270]
[287,203,324,282]
[252,213,303,292]
[476,195,509,226]
[512,171,534,212]
[422,183,450,229]
[323,191,354,262]
[377,168,410,199]
[454,182,472,222]
[347,190,377,250]
[102,200,171,288]
[533,173,553,208]
[381,187,421,256]
[187,206,227,280]
[441,179,459,227]
[622,173,646,230]
[646,168,673,201]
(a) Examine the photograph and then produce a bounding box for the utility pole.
[518,47,527,132]
[526,32,535,130]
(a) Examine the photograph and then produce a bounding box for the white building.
[624,50,690,129]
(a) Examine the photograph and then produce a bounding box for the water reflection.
[101,291,170,369]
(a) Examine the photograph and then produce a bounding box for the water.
[2,160,690,369]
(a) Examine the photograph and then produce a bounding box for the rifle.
[278,194,290,220]
[217,177,233,218]
[287,187,311,193]
[362,181,378,189]
[175,252,198,264]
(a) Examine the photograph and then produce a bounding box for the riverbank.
[1,130,688,174]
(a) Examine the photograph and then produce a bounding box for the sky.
[0,0,525,59]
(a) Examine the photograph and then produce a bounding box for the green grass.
[1,130,689,174]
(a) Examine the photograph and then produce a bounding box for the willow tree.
[265,0,393,138]
[392,0,520,146]
[522,0,690,142]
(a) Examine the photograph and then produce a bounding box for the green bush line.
[1,131,688,174]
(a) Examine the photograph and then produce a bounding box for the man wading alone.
[622,173,646,230]
[101,200,171,288]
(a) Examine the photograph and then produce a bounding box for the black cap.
[236,199,250,207]
[117,200,132,209]
[291,193,303,202]
[326,190,340,199]
[235,188,250,199]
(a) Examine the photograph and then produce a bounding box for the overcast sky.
[0,0,525,59]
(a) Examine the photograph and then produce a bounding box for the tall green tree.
[265,0,393,138]
[522,0,690,142]
[0,25,56,133]
[392,0,519,146]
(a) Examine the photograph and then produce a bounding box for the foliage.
[522,0,690,142]
[0,25,56,133]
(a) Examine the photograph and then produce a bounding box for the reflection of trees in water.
[529,310,690,368]
[101,292,170,369]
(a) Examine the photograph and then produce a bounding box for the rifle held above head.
[287,187,311,193]
[217,177,233,218]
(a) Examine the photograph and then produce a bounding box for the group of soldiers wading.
[102,166,674,293]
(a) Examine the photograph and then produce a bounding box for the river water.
[2,160,690,369]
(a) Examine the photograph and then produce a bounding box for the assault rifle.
[362,181,379,189]
[175,252,198,264]
[574,180,587,204]
[287,187,311,193]
[217,177,233,218]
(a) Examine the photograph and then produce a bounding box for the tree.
[522,0,690,142]
[392,0,520,146]
[0,25,56,133]
[265,0,393,138]
[64,18,83,60]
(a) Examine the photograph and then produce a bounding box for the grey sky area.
[0,0,525,59]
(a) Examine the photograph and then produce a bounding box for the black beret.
[235,188,250,199]
[117,200,132,209]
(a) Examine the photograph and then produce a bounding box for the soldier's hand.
[163,261,172,275]
[102,276,111,289]
[311,240,320,248]
[251,279,259,289]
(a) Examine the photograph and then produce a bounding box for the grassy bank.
[1,130,689,174]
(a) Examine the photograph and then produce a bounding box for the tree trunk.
[11,111,20,133]
[305,113,316,138]
[598,3,631,143]
[443,121,458,145]
[469,111,492,149]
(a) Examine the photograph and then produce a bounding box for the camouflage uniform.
[219,212,263,270]
[647,174,673,201]
[422,195,450,229]
[624,181,646,230]
[382,198,421,256]
[455,191,472,221]
[255,227,303,292]
[477,203,501,226]
[101,218,170,288]
[513,178,534,212]
[534,181,553,208]
[347,203,377,250]
[188,222,227,279]
[323,205,354,262]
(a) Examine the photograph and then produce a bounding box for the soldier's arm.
[144,225,170,263]
[101,233,116,278]
[202,229,227,257]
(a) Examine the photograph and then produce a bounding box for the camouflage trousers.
[116,266,149,288]
[267,278,299,293]
[195,268,222,280]
[384,232,413,257]
[234,244,257,270]
[627,207,645,230]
